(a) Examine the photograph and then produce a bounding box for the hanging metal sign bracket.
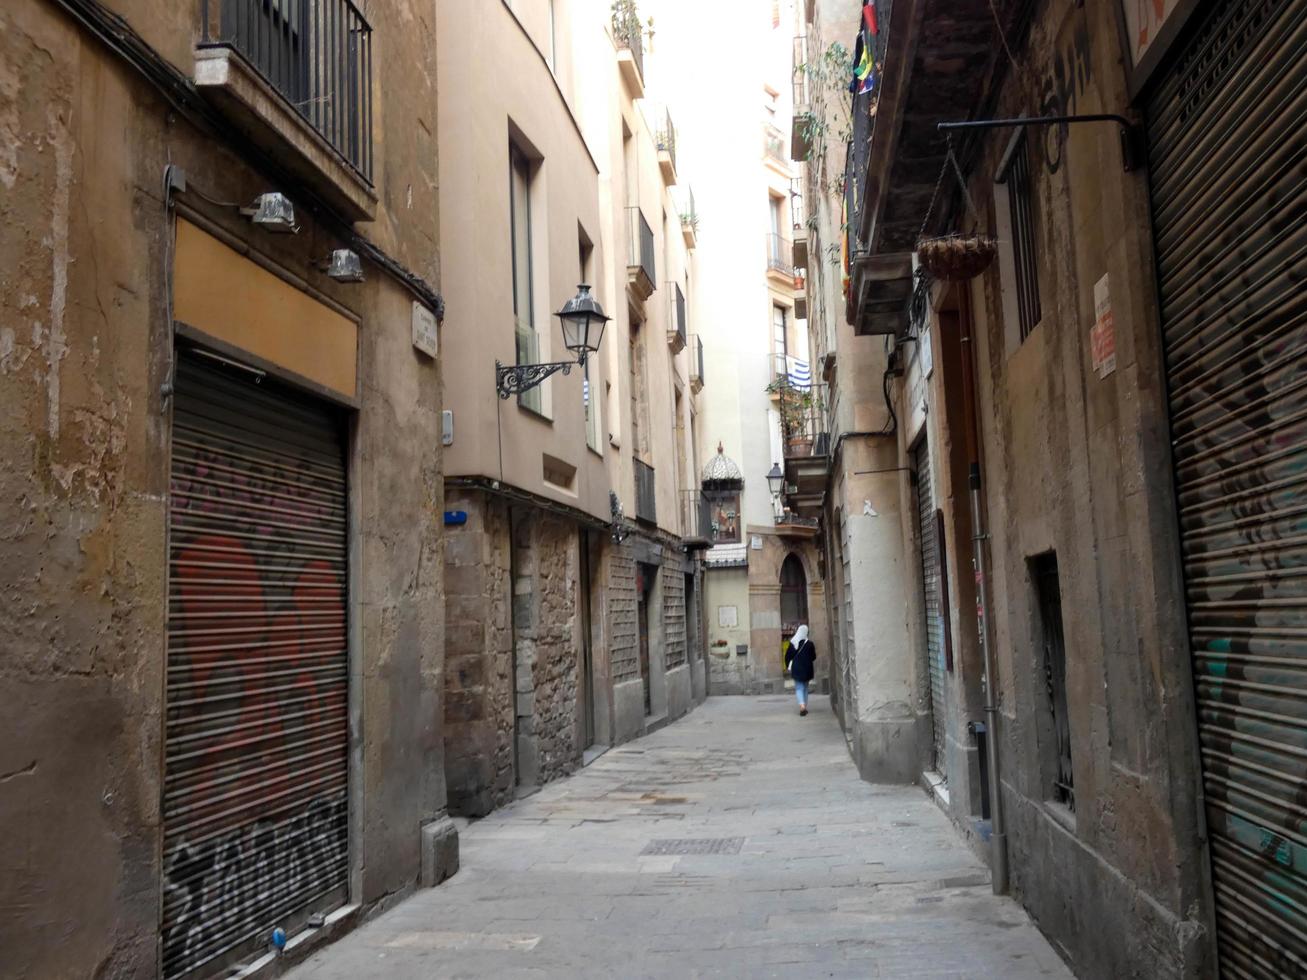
[938,115,1144,173]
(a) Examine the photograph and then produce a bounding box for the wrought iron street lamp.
[496,284,611,399]
[766,462,785,499]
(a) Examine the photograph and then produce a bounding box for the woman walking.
[785,625,817,716]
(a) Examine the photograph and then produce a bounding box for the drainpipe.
[958,292,1008,896]
[970,463,1007,895]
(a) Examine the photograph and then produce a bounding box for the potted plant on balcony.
[765,376,814,457]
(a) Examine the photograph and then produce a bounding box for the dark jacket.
[786,639,817,683]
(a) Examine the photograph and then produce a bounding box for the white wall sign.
[718,605,738,628]
[412,301,439,358]
[750,535,763,551]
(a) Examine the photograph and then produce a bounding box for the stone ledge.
[194,47,378,222]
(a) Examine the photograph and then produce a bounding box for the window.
[1032,552,1074,813]
[509,144,541,412]
[997,132,1042,342]
[772,304,788,359]
[629,312,651,459]
[580,232,600,452]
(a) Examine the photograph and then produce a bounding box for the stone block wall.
[525,513,581,785]
[443,489,514,816]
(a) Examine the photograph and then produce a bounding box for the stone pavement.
[287,696,1072,979]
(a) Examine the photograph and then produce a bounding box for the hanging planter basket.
[916,233,997,282]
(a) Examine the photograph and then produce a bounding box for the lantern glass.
[557,284,610,361]
[766,462,784,496]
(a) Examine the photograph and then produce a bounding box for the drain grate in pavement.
[641,837,745,856]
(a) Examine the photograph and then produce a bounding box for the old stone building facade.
[803,0,1307,976]
[1,0,457,977]
[435,0,707,819]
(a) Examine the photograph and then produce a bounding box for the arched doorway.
[780,553,808,642]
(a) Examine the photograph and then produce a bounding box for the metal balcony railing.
[689,334,704,392]
[791,176,806,233]
[777,380,829,459]
[612,0,644,81]
[667,282,687,352]
[656,109,677,173]
[634,458,657,524]
[766,233,794,277]
[763,123,787,163]
[848,84,874,242]
[680,489,713,541]
[200,0,374,181]
[626,206,656,296]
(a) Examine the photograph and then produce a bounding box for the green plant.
[765,376,815,443]
[680,211,700,233]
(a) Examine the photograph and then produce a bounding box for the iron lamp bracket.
[495,359,576,399]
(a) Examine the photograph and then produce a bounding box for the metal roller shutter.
[914,440,947,777]
[1147,0,1307,975]
[162,353,349,978]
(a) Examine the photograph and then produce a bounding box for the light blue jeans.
[794,680,809,707]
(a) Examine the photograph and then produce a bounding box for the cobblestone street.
[288,697,1071,979]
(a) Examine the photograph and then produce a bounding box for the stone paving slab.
[287,696,1072,979]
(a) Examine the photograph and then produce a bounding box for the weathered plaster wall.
[0,0,450,974]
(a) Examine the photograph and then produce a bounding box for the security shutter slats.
[163,353,348,980]
[914,441,946,777]
[1148,0,1307,974]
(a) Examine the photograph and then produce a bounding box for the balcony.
[776,511,821,538]
[763,123,787,167]
[612,1,645,97]
[791,35,813,161]
[766,233,794,284]
[626,206,656,301]
[774,376,830,514]
[634,458,657,525]
[656,109,678,185]
[791,176,809,269]
[795,273,808,320]
[667,282,687,353]
[195,0,376,220]
[680,187,699,249]
[680,490,713,549]
[689,334,704,393]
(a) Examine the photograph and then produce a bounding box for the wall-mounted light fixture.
[766,462,785,500]
[323,249,364,283]
[496,284,610,399]
[242,192,298,233]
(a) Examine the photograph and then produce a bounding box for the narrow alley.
[287,698,1070,980]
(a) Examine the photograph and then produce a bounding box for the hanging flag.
[863,2,878,36]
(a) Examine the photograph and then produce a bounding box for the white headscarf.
[792,625,809,646]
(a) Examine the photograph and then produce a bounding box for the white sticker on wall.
[750,535,763,550]
[718,605,738,628]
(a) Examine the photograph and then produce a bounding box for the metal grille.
[634,458,657,525]
[626,206,656,293]
[998,132,1041,340]
[641,838,745,856]
[162,354,349,978]
[914,441,947,777]
[1147,0,1307,974]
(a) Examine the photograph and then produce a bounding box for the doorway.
[780,553,808,643]
[637,563,654,716]
[578,531,597,750]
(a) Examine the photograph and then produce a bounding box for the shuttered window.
[1147,0,1307,974]
[162,352,349,978]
